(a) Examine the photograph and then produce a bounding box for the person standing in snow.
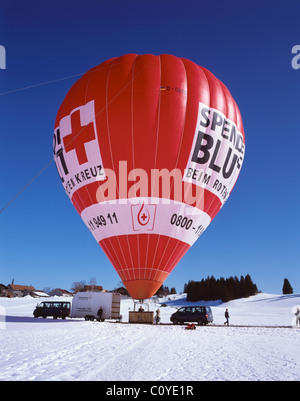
[155,308,160,324]
[295,308,300,326]
[224,309,230,326]
[97,307,103,321]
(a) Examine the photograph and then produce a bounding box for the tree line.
[67,276,294,301]
[183,274,258,303]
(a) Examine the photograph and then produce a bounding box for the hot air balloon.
[53,54,245,300]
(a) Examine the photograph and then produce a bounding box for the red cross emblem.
[131,203,157,231]
[63,109,96,165]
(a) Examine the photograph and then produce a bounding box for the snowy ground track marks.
[0,322,299,381]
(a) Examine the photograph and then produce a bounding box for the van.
[33,301,71,319]
[170,306,213,325]
[71,292,121,321]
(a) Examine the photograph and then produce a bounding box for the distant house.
[113,286,129,296]
[30,290,49,298]
[48,288,73,297]
[0,284,8,297]
[7,284,36,298]
[83,285,103,292]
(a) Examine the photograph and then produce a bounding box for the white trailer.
[71,292,121,321]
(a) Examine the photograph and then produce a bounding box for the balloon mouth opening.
[123,279,163,300]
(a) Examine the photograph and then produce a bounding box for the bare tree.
[89,277,97,286]
[70,281,86,294]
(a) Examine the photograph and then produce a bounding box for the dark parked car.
[170,306,213,325]
[33,301,71,320]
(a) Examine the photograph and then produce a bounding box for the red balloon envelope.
[53,54,245,300]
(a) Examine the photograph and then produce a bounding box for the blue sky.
[0,0,299,294]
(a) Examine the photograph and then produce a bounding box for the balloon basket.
[128,302,154,324]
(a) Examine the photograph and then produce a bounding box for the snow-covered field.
[0,293,299,381]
